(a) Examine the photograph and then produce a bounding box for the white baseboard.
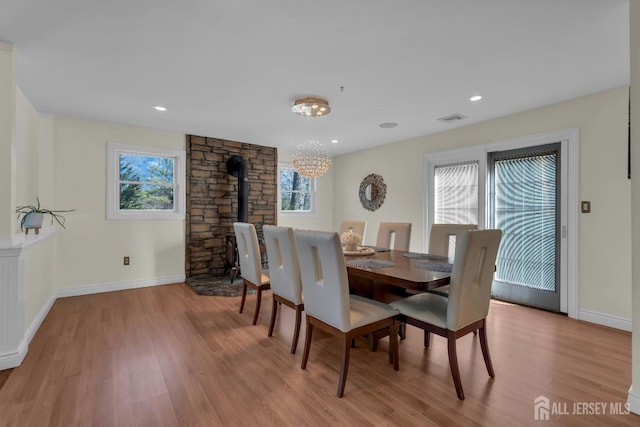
[0,275,185,370]
[0,291,56,370]
[578,308,632,332]
[628,385,640,415]
[0,345,27,371]
[56,274,185,298]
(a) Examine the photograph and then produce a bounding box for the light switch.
[581,201,591,213]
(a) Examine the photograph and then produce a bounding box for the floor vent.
[438,113,468,122]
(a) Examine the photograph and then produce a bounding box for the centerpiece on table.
[340,230,362,252]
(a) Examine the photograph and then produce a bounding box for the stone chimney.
[185,135,277,277]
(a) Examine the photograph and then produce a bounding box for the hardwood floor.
[0,283,635,426]
[0,369,12,392]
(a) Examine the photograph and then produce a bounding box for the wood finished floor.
[0,283,635,426]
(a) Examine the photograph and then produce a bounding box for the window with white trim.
[424,128,578,316]
[278,164,315,213]
[433,161,479,224]
[107,143,185,220]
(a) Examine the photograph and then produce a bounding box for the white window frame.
[426,151,485,246]
[277,162,316,215]
[107,142,186,220]
[424,128,579,318]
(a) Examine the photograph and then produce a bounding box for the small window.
[279,164,315,213]
[433,161,479,224]
[107,143,185,220]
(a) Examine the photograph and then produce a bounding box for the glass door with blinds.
[488,143,561,312]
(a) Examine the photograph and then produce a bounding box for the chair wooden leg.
[268,299,278,337]
[478,321,495,378]
[388,329,393,365]
[389,320,399,371]
[424,330,431,348]
[338,335,352,398]
[447,332,464,400]
[368,333,378,352]
[301,318,313,369]
[291,306,302,354]
[252,288,262,325]
[239,281,248,313]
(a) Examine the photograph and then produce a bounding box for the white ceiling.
[0,0,630,156]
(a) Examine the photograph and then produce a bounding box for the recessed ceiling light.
[331,139,339,144]
[379,122,399,128]
[153,105,167,111]
[470,95,482,102]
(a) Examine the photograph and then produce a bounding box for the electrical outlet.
[124,256,130,265]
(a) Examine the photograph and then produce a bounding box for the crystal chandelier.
[292,140,332,178]
[291,96,332,178]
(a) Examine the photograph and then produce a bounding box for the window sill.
[107,210,185,220]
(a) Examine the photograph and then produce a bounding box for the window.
[433,161,479,224]
[430,160,479,257]
[278,164,314,213]
[424,128,579,317]
[107,143,185,220]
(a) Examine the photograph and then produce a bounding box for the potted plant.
[16,198,75,232]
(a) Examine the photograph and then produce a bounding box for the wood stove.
[225,232,268,282]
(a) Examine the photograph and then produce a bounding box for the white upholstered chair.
[339,220,367,245]
[427,224,478,297]
[263,225,304,354]
[429,224,478,258]
[294,229,400,398]
[233,222,270,325]
[391,229,502,400]
[376,222,412,252]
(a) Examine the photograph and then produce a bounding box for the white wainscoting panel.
[0,248,25,369]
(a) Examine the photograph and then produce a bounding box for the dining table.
[345,248,452,303]
[344,247,453,351]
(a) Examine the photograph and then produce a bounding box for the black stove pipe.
[226,155,248,223]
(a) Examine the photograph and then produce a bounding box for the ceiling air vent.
[438,113,468,122]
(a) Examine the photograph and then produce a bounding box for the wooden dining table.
[344,248,452,351]
[345,249,451,303]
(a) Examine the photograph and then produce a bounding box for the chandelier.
[292,140,332,178]
[291,96,331,117]
[291,96,332,178]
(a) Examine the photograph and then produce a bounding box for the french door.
[488,143,561,312]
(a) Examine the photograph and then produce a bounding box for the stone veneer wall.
[186,135,277,277]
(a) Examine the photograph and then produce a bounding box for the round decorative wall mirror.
[359,174,386,211]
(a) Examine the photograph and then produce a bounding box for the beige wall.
[15,85,57,331]
[0,42,16,235]
[53,116,186,289]
[15,88,38,206]
[23,238,56,328]
[333,143,424,249]
[333,86,631,320]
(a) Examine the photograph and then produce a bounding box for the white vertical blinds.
[434,161,479,225]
